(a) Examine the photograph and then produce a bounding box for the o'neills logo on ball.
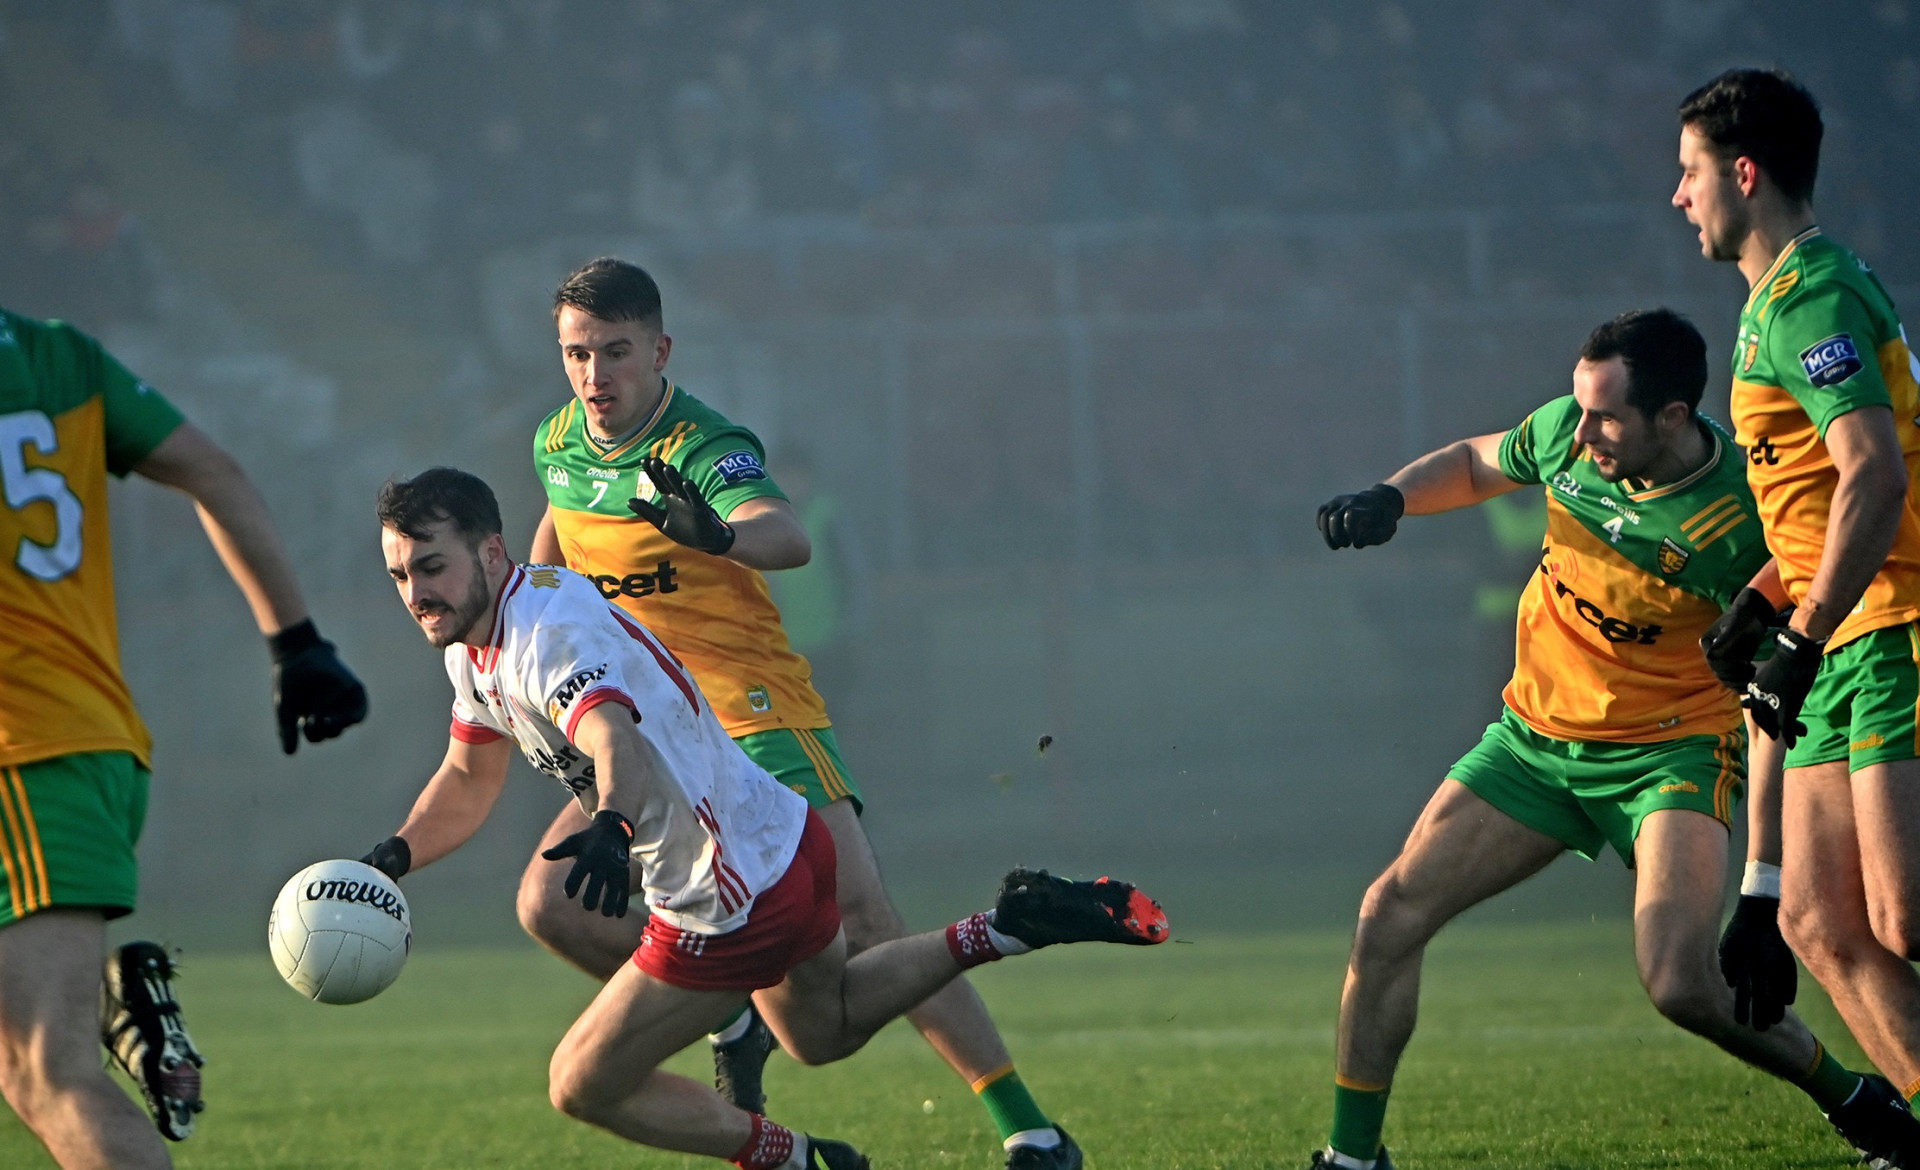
[305,879,407,922]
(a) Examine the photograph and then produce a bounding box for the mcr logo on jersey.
[1748,437,1781,466]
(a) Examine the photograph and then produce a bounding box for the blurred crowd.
[40,0,1916,288]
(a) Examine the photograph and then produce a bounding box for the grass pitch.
[0,920,1872,1168]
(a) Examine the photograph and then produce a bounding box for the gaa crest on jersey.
[1657,537,1690,577]
[1800,333,1864,388]
[1742,339,1757,373]
[712,450,767,485]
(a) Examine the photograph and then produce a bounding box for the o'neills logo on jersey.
[305,879,406,922]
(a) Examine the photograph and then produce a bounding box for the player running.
[0,308,367,1168]
[518,258,1082,1168]
[1674,67,1920,1152]
[1308,308,1915,1170]
[360,467,1165,1170]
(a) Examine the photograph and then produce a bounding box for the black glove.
[269,620,369,755]
[1719,893,1796,1030]
[1700,587,1779,692]
[1744,627,1825,747]
[627,456,736,555]
[360,836,411,881]
[540,809,634,918]
[1317,484,1405,550]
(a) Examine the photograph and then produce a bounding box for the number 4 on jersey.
[1602,515,1626,544]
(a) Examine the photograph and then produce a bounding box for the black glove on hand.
[270,620,370,755]
[1317,484,1405,550]
[1745,627,1825,747]
[1719,893,1796,1030]
[541,809,634,918]
[627,455,736,555]
[1700,587,1779,692]
[360,836,411,881]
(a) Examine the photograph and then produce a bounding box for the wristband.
[1741,860,1782,899]
[268,619,323,663]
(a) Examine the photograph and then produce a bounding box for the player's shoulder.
[0,310,106,413]
[534,398,582,463]
[1766,236,1890,328]
[1507,394,1582,461]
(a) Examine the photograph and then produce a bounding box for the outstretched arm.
[131,422,308,633]
[1319,432,1522,550]
[1384,432,1527,515]
[134,422,367,751]
[384,736,515,871]
[722,496,811,570]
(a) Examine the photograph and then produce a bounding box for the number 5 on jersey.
[0,410,83,581]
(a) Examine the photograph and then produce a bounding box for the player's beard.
[414,555,493,649]
[1702,198,1750,263]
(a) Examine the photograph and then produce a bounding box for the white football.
[268,859,411,1004]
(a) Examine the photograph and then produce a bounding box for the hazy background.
[3,0,1917,950]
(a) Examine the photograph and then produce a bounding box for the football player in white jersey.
[359,468,1169,1170]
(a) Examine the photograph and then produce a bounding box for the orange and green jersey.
[1496,396,1769,743]
[0,311,184,768]
[534,383,828,737]
[1730,228,1920,649]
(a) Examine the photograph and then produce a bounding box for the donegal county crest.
[1657,537,1691,577]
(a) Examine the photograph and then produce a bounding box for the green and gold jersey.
[0,311,184,768]
[1497,395,1769,743]
[1731,229,1920,649]
[534,383,828,737]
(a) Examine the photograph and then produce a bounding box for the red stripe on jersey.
[562,687,637,743]
[606,607,700,713]
[449,718,504,744]
[467,565,526,673]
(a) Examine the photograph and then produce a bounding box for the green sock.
[974,1066,1051,1140]
[1330,1079,1391,1161]
[1796,1042,1864,1112]
[709,1005,751,1044]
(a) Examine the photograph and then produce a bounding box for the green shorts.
[0,752,148,928]
[1449,708,1743,865]
[735,726,863,813]
[1784,622,1920,771]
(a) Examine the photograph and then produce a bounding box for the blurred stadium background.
[2,0,1916,948]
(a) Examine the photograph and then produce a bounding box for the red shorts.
[633,809,842,992]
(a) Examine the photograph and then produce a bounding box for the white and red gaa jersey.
[444,563,807,934]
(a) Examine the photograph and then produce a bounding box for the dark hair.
[1580,309,1708,419]
[376,468,503,543]
[1678,68,1823,204]
[553,257,663,329]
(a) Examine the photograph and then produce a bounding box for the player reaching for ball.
[360,467,1166,1170]
[0,308,367,1169]
[1307,308,1914,1169]
[523,258,1080,1169]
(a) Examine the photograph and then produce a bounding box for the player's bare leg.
[1338,780,1565,1086]
[517,801,643,979]
[1780,760,1920,1092]
[816,798,1014,1074]
[0,910,170,1170]
[547,967,766,1157]
[1629,809,1826,1070]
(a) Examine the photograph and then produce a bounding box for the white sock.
[779,1144,809,1170]
[1005,1127,1061,1151]
[984,911,1032,956]
[709,1010,754,1046]
[1321,1147,1376,1170]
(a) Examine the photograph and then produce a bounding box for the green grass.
[0,921,1872,1168]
